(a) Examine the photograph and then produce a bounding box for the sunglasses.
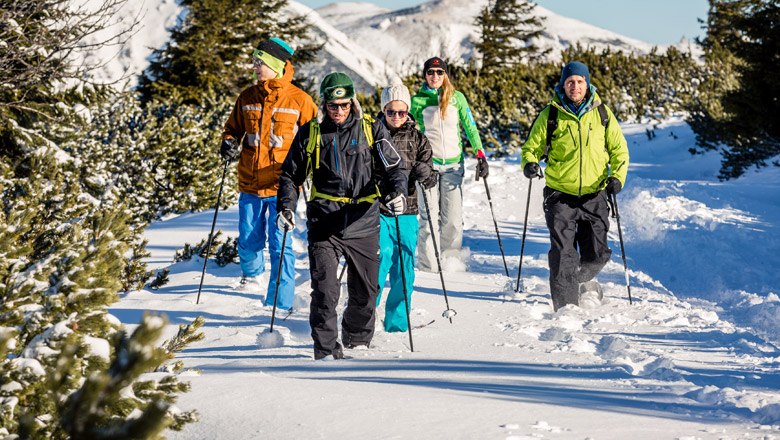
[326,102,352,111]
[426,69,446,77]
[385,110,408,118]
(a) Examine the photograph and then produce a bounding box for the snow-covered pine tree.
[138,0,321,103]
[0,155,199,438]
[474,0,549,73]
[688,0,779,179]
[1,1,200,437]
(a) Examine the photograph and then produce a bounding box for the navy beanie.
[559,61,590,88]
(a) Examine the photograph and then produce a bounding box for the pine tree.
[689,0,780,179]
[0,2,200,437]
[138,0,321,103]
[474,0,549,73]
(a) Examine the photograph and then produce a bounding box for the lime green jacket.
[410,85,483,165]
[521,90,629,196]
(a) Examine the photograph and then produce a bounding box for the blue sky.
[298,0,709,45]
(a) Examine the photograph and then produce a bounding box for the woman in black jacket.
[376,79,435,333]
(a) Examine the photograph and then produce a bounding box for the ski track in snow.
[114,118,780,439]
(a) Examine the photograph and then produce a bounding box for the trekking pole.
[417,183,456,323]
[393,214,414,352]
[338,261,347,284]
[302,178,310,203]
[196,159,230,305]
[515,177,534,292]
[269,227,290,332]
[479,176,510,277]
[609,193,633,305]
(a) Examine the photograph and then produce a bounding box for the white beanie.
[381,78,411,111]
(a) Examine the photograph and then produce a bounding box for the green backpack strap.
[361,114,374,146]
[305,120,321,179]
[306,115,373,178]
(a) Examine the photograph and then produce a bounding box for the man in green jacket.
[521,61,629,311]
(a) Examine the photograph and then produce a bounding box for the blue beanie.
[559,61,590,88]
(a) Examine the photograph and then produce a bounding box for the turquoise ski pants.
[377,214,419,332]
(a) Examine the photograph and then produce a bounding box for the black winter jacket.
[378,113,433,215]
[278,104,408,241]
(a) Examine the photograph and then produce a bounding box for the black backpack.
[541,103,610,161]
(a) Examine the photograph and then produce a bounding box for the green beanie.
[320,72,355,101]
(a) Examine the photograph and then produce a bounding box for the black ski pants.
[308,233,379,359]
[543,187,612,311]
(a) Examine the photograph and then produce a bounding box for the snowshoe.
[578,280,604,309]
[235,275,263,291]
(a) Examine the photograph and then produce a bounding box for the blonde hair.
[438,73,455,118]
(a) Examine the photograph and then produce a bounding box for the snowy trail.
[114,119,780,439]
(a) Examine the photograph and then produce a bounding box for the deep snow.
[113,117,780,439]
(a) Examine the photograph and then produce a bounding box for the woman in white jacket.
[410,57,488,271]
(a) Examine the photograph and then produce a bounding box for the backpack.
[304,114,380,204]
[541,103,609,162]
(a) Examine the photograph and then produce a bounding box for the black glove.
[477,156,489,179]
[421,169,439,189]
[523,162,543,179]
[220,138,241,161]
[606,176,622,195]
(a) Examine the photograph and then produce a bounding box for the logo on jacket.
[332,87,347,98]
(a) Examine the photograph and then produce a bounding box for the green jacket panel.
[411,86,483,165]
[521,91,629,196]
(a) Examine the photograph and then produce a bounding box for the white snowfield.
[113,118,780,439]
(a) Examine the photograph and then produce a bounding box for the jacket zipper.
[578,120,584,196]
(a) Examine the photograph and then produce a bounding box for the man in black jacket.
[277,72,408,360]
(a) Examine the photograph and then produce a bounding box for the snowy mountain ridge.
[83,0,671,91]
[313,0,660,81]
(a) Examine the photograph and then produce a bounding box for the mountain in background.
[313,0,658,80]
[85,0,685,92]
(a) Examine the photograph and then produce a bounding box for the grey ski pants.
[416,161,464,271]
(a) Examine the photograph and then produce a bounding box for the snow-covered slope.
[75,0,182,87]
[115,117,780,438]
[286,2,394,92]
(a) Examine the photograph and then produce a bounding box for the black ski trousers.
[308,233,379,360]
[543,187,612,311]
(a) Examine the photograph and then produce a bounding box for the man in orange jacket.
[221,38,317,310]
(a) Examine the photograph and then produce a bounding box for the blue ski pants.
[238,192,295,310]
[377,214,419,332]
